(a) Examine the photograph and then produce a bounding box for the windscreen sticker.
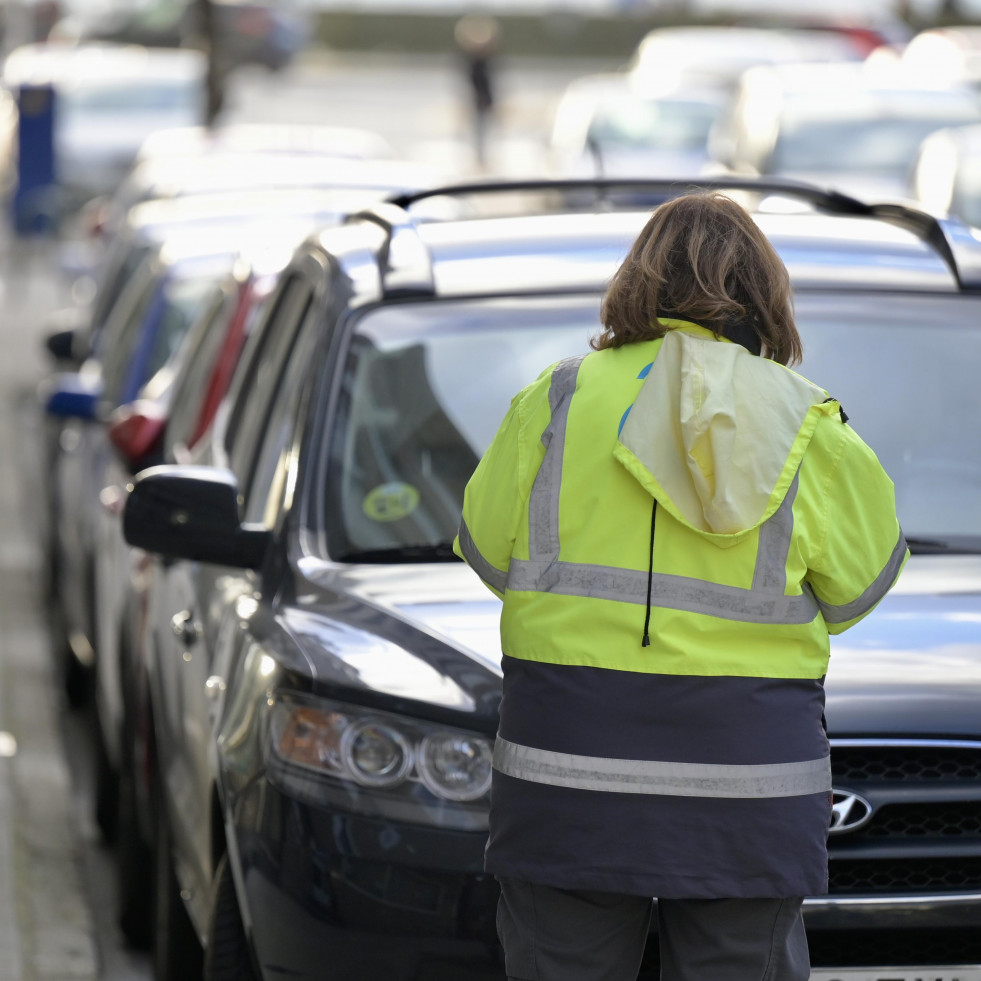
[363,482,420,522]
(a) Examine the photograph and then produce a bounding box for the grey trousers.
[496,878,811,981]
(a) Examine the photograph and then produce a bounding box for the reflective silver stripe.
[457,519,508,594]
[506,558,818,624]
[527,356,585,564]
[817,530,908,624]
[494,736,832,799]
[753,470,798,591]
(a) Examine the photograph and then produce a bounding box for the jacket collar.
[657,316,762,356]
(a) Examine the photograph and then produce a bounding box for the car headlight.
[266,694,493,829]
[418,732,493,802]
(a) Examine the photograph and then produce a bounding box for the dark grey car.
[123,179,981,981]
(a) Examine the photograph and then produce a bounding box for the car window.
[98,267,161,407]
[320,291,981,561]
[587,97,721,152]
[242,300,321,528]
[141,273,225,389]
[226,274,313,486]
[61,81,199,117]
[91,240,153,339]
[322,296,598,560]
[794,292,981,542]
[773,113,981,175]
[162,283,240,459]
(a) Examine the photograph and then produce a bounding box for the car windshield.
[587,97,721,152]
[60,81,199,117]
[773,105,981,175]
[320,292,981,561]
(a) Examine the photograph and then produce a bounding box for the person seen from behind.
[454,192,908,981]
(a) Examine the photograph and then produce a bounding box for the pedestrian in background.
[454,14,498,171]
[455,192,908,981]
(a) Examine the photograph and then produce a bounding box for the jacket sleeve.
[453,394,527,599]
[806,420,909,635]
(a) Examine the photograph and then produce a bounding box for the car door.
[54,256,163,662]
[151,263,324,927]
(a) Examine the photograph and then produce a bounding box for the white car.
[1,42,206,216]
[628,25,861,94]
[548,72,725,181]
[709,60,981,201]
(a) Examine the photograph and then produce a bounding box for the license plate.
[810,969,981,981]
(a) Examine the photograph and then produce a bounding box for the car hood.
[825,554,981,738]
[291,555,981,734]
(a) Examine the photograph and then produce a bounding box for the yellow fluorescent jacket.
[453,321,908,898]
[456,322,908,678]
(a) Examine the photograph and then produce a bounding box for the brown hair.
[594,192,802,366]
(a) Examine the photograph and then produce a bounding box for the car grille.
[832,744,981,783]
[828,740,981,897]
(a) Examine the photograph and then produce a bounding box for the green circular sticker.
[363,482,420,522]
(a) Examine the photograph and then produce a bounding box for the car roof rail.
[388,176,870,214]
[387,177,981,292]
[865,202,981,290]
[346,201,435,299]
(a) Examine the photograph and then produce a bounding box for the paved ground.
[0,236,99,980]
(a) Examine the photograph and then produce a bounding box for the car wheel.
[49,599,91,708]
[204,854,258,981]
[116,755,152,948]
[153,793,203,980]
[93,699,119,843]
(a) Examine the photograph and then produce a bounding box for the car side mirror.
[43,306,93,366]
[45,328,78,362]
[123,465,271,570]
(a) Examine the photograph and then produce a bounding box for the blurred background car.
[133,120,394,165]
[58,144,446,281]
[47,0,312,72]
[897,24,981,95]
[627,25,864,96]
[547,72,725,180]
[708,60,981,200]
[97,151,449,244]
[41,167,449,710]
[1,40,206,225]
[910,121,981,227]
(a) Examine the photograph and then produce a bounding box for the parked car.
[48,1,312,71]
[547,73,725,182]
[708,60,981,200]
[628,25,861,95]
[0,42,206,220]
[87,151,449,259]
[122,176,981,980]
[102,241,300,945]
[44,230,243,707]
[40,184,419,697]
[899,25,981,96]
[910,122,981,228]
[134,122,394,165]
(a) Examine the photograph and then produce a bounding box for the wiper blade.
[905,536,981,555]
[337,543,460,564]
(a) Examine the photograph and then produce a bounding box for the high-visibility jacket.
[455,320,908,899]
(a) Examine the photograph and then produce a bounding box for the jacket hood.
[614,322,832,541]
